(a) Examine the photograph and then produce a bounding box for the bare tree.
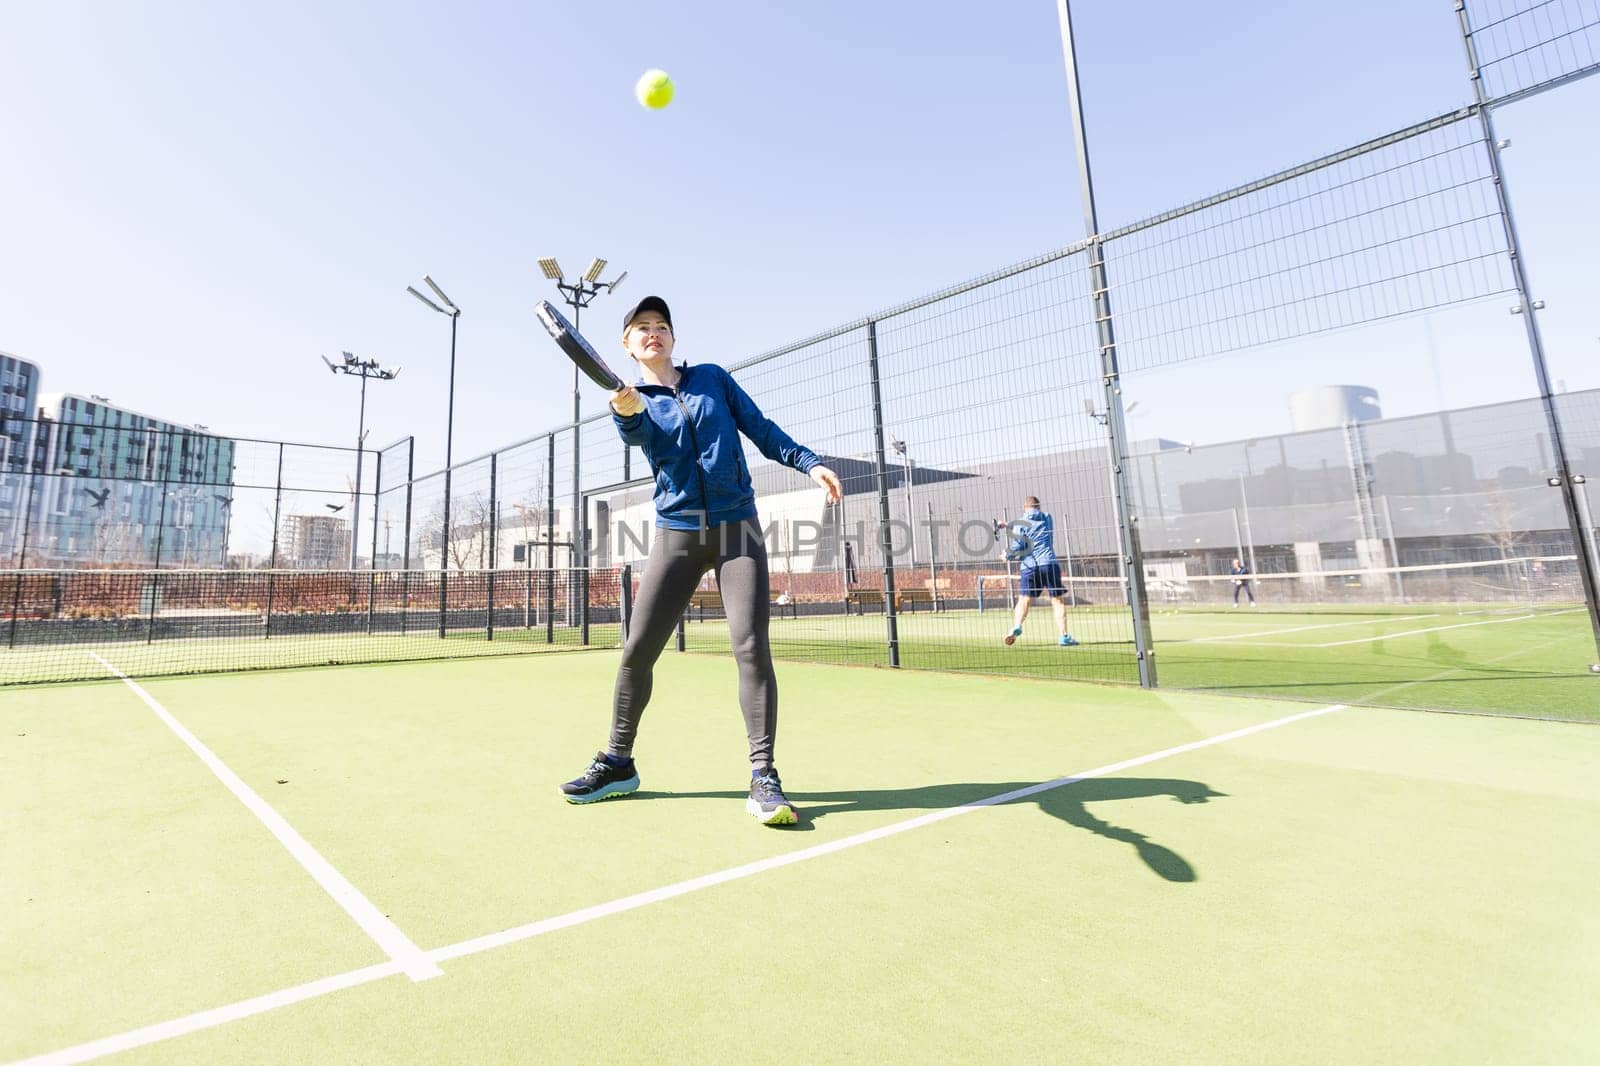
[446,490,494,570]
[1481,485,1533,596]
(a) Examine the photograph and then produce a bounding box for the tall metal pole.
[148,439,171,645]
[324,354,395,569]
[487,451,498,642]
[1380,494,1405,601]
[866,321,900,667]
[406,278,460,636]
[1058,0,1157,685]
[370,450,383,572]
[351,372,368,569]
[540,261,624,600]
[440,311,457,639]
[546,432,556,643]
[401,438,413,634]
[1237,474,1258,579]
[1455,5,1600,661]
[1573,478,1598,610]
[903,452,916,567]
[219,493,232,568]
[7,469,38,648]
[368,449,382,633]
[151,436,169,571]
[14,463,36,568]
[269,443,284,569]
[265,443,283,640]
[571,302,583,631]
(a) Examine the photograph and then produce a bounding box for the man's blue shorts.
[1019,562,1065,599]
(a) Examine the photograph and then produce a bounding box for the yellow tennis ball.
[635,69,674,110]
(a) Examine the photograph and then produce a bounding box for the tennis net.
[975,555,1586,612]
[0,567,627,686]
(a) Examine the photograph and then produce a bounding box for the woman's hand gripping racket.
[534,300,642,412]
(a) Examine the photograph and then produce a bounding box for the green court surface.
[740,603,1600,720]
[5,602,1596,720]
[4,652,1597,1064]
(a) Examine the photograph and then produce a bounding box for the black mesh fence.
[6,1,1599,697]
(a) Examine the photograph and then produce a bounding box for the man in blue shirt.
[1230,558,1255,607]
[1002,496,1079,648]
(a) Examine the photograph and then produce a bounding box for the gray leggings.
[609,518,777,768]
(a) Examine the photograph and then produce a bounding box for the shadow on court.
[639,777,1226,882]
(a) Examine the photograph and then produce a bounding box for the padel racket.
[535,300,625,391]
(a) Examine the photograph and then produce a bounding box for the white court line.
[1309,609,1583,647]
[1177,613,1439,644]
[10,963,406,1066]
[433,701,1348,962]
[13,699,1346,1066]
[87,653,441,983]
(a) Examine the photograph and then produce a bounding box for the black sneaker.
[560,752,640,804]
[747,768,797,826]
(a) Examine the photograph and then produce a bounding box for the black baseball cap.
[622,296,672,331]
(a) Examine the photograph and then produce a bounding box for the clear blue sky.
[2,1,1595,475]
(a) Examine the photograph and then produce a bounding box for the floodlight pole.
[546,266,625,582]
[1056,0,1157,686]
[323,354,398,568]
[406,277,460,637]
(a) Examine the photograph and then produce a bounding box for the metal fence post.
[437,468,450,639]
[546,433,556,644]
[8,467,39,648]
[1455,5,1600,661]
[367,449,381,634]
[865,319,900,668]
[147,435,171,646]
[1057,0,1157,685]
[487,452,497,641]
[401,438,413,635]
[580,561,590,646]
[265,443,283,640]
[151,438,170,571]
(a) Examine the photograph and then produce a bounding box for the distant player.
[1001,496,1079,648]
[1230,557,1256,607]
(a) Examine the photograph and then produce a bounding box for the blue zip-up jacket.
[1004,508,1058,570]
[612,362,821,530]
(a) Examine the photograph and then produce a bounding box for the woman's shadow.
[639,777,1226,882]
